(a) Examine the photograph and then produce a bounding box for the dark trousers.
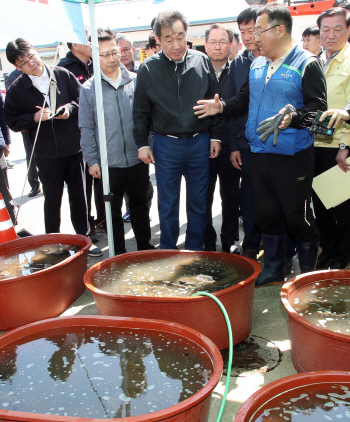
[313,147,350,261]
[204,151,240,245]
[125,177,154,210]
[109,162,151,254]
[154,132,209,251]
[22,131,39,190]
[0,152,15,224]
[251,146,319,243]
[240,148,261,252]
[94,176,105,223]
[36,152,90,236]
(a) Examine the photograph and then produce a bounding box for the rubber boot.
[297,242,319,273]
[255,234,286,287]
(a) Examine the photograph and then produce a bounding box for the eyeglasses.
[254,25,281,39]
[207,40,230,46]
[18,53,36,69]
[99,49,120,60]
[120,47,132,55]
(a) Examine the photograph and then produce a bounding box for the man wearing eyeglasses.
[79,28,154,255]
[203,24,241,255]
[4,38,101,255]
[116,33,138,73]
[194,5,327,286]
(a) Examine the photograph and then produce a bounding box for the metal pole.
[88,0,115,257]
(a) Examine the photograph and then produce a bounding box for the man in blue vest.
[194,4,327,286]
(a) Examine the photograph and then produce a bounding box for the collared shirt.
[215,61,229,81]
[265,44,314,85]
[248,51,256,62]
[101,69,122,90]
[29,66,51,108]
[163,50,187,64]
[323,49,341,68]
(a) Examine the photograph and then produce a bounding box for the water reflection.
[291,281,350,335]
[253,383,350,421]
[0,326,212,418]
[92,255,250,298]
[0,244,81,280]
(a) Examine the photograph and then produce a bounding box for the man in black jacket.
[58,41,104,245]
[228,6,261,261]
[4,38,101,256]
[133,10,223,251]
[203,24,241,254]
[58,42,92,84]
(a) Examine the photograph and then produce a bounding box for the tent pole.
[88,0,115,257]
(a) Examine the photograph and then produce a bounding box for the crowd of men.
[1,3,350,286]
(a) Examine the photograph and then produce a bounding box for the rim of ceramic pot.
[281,269,350,343]
[84,249,261,302]
[235,370,350,422]
[0,315,223,422]
[0,234,92,285]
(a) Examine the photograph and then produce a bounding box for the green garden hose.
[192,292,233,422]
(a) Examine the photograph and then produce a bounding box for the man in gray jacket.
[79,28,153,255]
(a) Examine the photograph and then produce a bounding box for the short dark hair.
[237,6,259,27]
[233,30,240,44]
[302,26,320,38]
[257,5,293,35]
[317,7,350,28]
[6,38,33,65]
[148,33,157,49]
[153,10,189,39]
[204,24,234,43]
[67,42,73,50]
[97,27,117,43]
[145,42,151,50]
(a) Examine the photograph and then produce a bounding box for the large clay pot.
[0,234,91,331]
[281,270,350,372]
[0,315,223,422]
[235,371,350,421]
[84,250,260,350]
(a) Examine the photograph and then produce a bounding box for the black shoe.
[316,251,332,270]
[255,234,286,287]
[222,243,240,254]
[204,243,216,251]
[89,223,99,243]
[242,248,257,260]
[28,185,41,197]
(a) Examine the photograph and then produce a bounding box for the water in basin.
[0,244,81,280]
[91,254,250,297]
[290,280,350,336]
[0,326,213,418]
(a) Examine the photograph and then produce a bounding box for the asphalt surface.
[2,130,300,421]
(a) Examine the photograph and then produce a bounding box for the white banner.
[82,0,250,32]
[0,0,86,49]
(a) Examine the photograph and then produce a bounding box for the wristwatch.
[339,143,348,150]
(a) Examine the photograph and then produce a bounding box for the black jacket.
[4,65,81,159]
[215,61,232,155]
[133,49,223,148]
[58,51,93,84]
[227,50,253,151]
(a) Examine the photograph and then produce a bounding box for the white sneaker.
[88,244,103,257]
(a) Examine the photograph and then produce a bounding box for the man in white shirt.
[4,38,102,256]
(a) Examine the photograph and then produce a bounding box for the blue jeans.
[154,132,210,250]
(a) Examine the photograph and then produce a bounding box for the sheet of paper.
[312,157,350,209]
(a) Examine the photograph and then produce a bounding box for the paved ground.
[1,131,301,421]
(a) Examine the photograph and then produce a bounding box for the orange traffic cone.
[0,193,17,244]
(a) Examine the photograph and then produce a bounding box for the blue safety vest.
[245,45,314,155]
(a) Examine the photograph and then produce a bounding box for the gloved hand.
[257,104,296,146]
